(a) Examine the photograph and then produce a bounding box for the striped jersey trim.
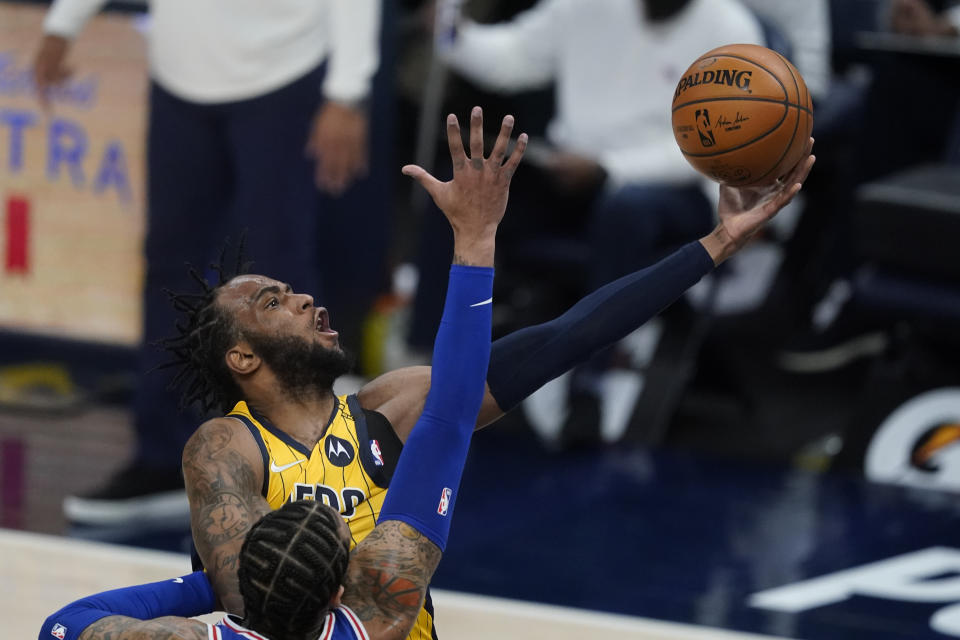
[318,610,337,640]
[340,604,371,640]
[220,615,271,640]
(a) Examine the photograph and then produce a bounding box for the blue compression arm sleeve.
[39,571,215,640]
[487,240,715,411]
[379,265,494,550]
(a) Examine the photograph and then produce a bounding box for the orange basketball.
[671,43,813,187]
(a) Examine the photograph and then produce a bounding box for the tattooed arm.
[76,616,208,640]
[341,521,441,640]
[182,417,271,615]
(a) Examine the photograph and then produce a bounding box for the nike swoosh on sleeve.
[469,297,493,307]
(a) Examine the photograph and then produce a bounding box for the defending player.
[39,106,523,640]
[180,117,814,640]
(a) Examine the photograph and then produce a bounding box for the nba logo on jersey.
[437,487,452,516]
[51,623,67,639]
[370,439,384,466]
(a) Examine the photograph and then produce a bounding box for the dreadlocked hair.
[156,239,253,414]
[239,500,351,639]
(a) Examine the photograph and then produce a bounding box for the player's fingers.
[468,106,484,167]
[489,114,515,166]
[766,181,803,217]
[781,138,815,186]
[501,133,528,180]
[793,139,816,183]
[796,153,816,186]
[446,113,467,170]
[402,164,444,199]
[777,158,815,206]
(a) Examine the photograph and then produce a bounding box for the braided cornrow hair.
[239,500,351,638]
[156,239,252,414]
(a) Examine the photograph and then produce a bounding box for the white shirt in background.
[443,0,764,190]
[43,0,380,104]
[739,0,832,100]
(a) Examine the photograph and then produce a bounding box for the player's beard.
[245,331,353,401]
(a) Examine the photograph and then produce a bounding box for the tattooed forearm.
[78,615,207,640]
[197,491,254,547]
[342,521,442,640]
[182,420,271,616]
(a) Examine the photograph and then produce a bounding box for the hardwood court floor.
[2,527,788,640]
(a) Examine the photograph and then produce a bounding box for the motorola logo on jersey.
[326,435,355,467]
[865,388,960,491]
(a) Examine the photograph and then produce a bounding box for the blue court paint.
[434,427,960,639]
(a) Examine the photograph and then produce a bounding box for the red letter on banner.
[5,196,30,274]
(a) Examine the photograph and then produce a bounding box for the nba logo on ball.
[437,487,452,516]
[51,623,67,639]
[695,109,716,147]
[672,43,813,186]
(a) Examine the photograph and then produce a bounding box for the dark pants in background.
[135,68,325,467]
[134,0,396,470]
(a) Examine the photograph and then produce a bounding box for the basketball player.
[39,106,523,640]
[171,115,813,640]
[39,123,815,640]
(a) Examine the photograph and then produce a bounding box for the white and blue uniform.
[209,609,369,640]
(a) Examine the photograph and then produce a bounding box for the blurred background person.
[730,0,877,364]
[772,0,960,375]
[889,0,960,36]
[31,0,386,526]
[400,0,764,448]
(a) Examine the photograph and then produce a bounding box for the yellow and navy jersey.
[226,394,438,640]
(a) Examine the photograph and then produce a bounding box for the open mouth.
[315,308,337,335]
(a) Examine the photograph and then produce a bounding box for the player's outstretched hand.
[705,137,815,265]
[403,106,527,242]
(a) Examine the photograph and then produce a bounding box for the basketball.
[671,43,813,187]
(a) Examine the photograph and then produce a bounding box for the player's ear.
[329,585,344,608]
[225,341,261,376]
